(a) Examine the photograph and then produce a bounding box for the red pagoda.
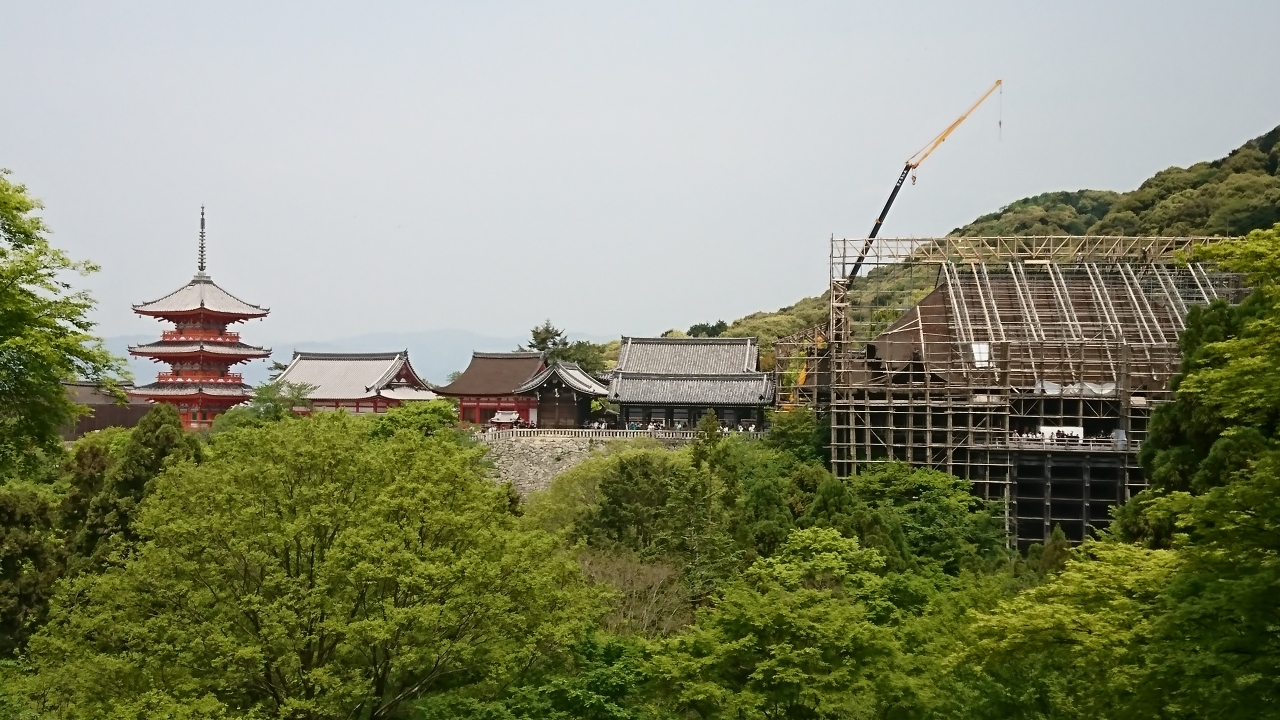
[128,209,270,430]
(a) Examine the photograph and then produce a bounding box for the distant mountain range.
[105,329,614,387]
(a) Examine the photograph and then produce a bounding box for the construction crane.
[846,79,1003,278]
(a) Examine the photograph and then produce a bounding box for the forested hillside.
[5,144,1280,716]
[712,123,1280,361]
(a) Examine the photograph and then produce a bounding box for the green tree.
[64,404,202,575]
[648,528,908,719]
[0,170,124,477]
[1142,449,1280,716]
[211,379,316,432]
[578,448,679,553]
[553,340,608,374]
[657,465,739,605]
[764,406,826,464]
[687,320,728,338]
[795,464,1008,580]
[1023,524,1072,578]
[417,634,650,720]
[22,412,596,719]
[690,410,725,469]
[0,484,60,657]
[519,320,609,374]
[954,542,1179,720]
[522,319,570,353]
[369,399,459,439]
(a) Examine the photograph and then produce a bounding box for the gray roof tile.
[608,373,774,406]
[134,273,268,317]
[276,351,435,401]
[615,336,759,374]
[514,362,609,396]
[128,340,271,357]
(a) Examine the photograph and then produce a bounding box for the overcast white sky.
[5,1,1280,341]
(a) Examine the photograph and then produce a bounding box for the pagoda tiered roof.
[133,272,268,319]
[126,208,272,429]
[129,339,271,360]
[128,381,254,399]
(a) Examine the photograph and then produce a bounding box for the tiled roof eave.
[132,306,269,318]
[128,384,254,398]
[132,275,269,317]
[128,342,271,357]
[513,362,608,396]
[607,372,775,406]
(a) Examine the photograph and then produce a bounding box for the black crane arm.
[844,79,1002,280]
[847,163,911,278]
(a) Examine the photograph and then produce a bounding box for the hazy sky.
[5,1,1280,342]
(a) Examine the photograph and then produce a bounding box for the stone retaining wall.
[484,435,692,494]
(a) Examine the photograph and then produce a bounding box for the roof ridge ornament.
[194,207,207,278]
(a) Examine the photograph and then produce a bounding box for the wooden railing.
[1000,437,1137,452]
[161,329,240,342]
[476,428,769,442]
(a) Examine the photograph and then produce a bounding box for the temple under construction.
[775,235,1246,548]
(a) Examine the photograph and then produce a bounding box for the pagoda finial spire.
[197,206,207,273]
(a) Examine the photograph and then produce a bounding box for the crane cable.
[846,79,1003,278]
[905,79,1003,185]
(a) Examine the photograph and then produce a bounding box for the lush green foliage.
[0,170,124,477]
[520,319,610,374]
[5,165,1280,717]
[18,413,597,719]
[731,124,1280,368]
[369,398,459,439]
[951,225,1280,719]
[686,320,727,337]
[955,125,1280,237]
[210,380,317,432]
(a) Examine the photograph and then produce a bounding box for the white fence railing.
[476,428,769,442]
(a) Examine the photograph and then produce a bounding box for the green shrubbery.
[6,160,1280,717]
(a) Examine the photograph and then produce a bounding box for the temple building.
[61,382,152,440]
[513,362,609,428]
[274,351,438,413]
[435,351,545,425]
[128,209,269,430]
[608,336,774,428]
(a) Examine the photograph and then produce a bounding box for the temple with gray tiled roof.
[274,351,438,413]
[514,361,609,428]
[608,336,774,428]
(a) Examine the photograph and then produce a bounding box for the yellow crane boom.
[905,79,1002,174]
[847,79,1002,278]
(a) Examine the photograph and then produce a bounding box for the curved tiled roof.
[615,336,759,374]
[380,386,440,401]
[275,351,434,401]
[133,273,268,318]
[128,382,254,398]
[514,362,609,396]
[435,351,545,397]
[128,340,271,358]
[608,373,774,406]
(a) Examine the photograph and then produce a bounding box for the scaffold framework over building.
[776,235,1247,547]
